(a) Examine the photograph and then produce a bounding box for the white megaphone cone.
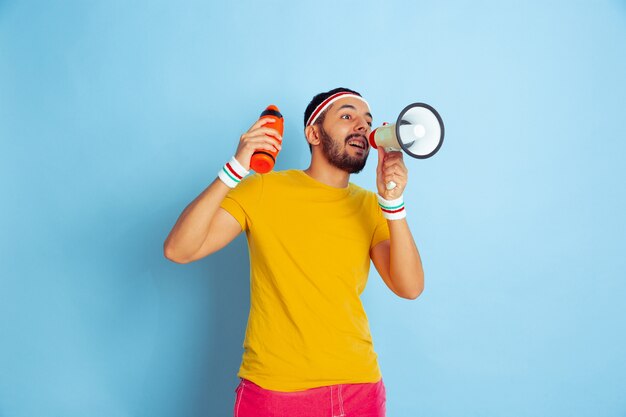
[369,103,445,190]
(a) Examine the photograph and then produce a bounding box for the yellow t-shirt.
[220,169,390,392]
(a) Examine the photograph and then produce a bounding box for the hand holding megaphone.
[376,147,408,199]
[369,103,445,190]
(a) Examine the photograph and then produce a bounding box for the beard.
[319,127,369,174]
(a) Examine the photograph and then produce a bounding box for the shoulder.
[347,183,381,215]
[225,172,265,203]
[348,182,377,201]
[235,172,264,190]
[259,169,303,186]
[270,169,301,179]
[232,170,301,196]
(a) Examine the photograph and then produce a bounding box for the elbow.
[398,286,424,300]
[399,273,424,300]
[403,285,424,300]
[390,261,424,300]
[163,243,191,264]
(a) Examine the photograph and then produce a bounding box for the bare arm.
[370,148,424,299]
[370,222,424,299]
[163,180,242,263]
[163,117,282,264]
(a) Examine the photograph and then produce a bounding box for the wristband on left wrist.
[218,156,249,188]
[377,194,406,220]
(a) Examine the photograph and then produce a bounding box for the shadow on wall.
[201,234,250,416]
[27,189,252,417]
[156,233,251,417]
[139,195,251,417]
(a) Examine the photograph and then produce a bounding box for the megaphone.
[369,103,445,189]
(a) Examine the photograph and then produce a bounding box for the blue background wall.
[1,1,625,416]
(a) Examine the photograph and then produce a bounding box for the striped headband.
[305,92,371,127]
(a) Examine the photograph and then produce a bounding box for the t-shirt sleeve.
[370,193,390,249]
[219,173,263,231]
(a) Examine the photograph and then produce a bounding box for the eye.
[341,114,351,120]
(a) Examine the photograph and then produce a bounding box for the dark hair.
[303,87,362,152]
[303,87,362,128]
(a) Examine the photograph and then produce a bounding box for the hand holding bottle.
[234,106,283,171]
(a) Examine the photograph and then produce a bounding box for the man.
[163,88,424,417]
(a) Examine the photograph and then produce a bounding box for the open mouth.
[346,136,368,150]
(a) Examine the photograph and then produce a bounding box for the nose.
[354,116,370,133]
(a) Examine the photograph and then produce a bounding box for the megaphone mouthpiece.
[368,130,379,149]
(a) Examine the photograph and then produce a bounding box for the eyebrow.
[337,104,373,120]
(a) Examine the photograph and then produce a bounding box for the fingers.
[381,152,406,175]
[239,125,283,153]
[242,126,282,142]
[378,151,407,194]
[382,162,406,175]
[241,136,282,153]
[381,150,404,164]
[383,172,406,186]
[234,117,283,171]
[242,118,282,144]
[236,125,282,163]
[247,116,278,133]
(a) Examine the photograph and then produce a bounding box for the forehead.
[328,97,372,117]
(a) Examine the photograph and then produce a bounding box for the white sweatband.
[377,194,406,220]
[305,92,370,127]
[218,157,249,188]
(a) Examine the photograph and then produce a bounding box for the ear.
[305,125,321,147]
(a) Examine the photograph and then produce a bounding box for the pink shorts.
[233,378,386,417]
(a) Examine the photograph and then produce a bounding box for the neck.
[303,154,350,188]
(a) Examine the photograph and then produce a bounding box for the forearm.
[388,219,424,299]
[163,178,231,261]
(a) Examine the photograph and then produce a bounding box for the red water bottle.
[250,105,284,174]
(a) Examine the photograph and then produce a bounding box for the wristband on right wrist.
[377,194,407,220]
[218,156,249,188]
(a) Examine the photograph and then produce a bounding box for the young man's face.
[318,97,373,174]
